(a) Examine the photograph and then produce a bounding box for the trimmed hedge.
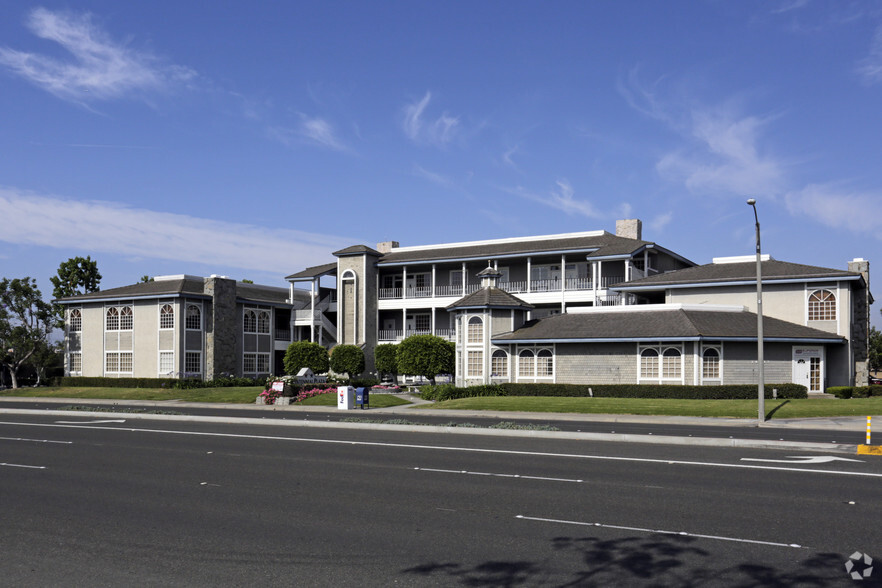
[828,385,882,399]
[56,376,263,389]
[420,382,808,401]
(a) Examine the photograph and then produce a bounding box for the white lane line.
[416,467,583,483]
[0,436,72,444]
[0,462,46,469]
[54,419,126,424]
[1,420,880,478]
[516,515,805,549]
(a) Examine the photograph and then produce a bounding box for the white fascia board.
[492,336,844,345]
[611,275,863,292]
[565,303,746,314]
[58,293,210,304]
[378,247,602,267]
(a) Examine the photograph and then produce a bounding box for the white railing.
[498,280,528,293]
[378,328,456,342]
[379,287,402,300]
[564,277,593,291]
[600,275,626,288]
[406,287,433,298]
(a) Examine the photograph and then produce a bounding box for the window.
[702,348,720,380]
[160,304,174,329]
[69,352,82,374]
[518,350,535,377]
[119,306,133,330]
[468,316,483,344]
[159,351,174,375]
[244,310,257,333]
[808,290,836,321]
[662,348,681,379]
[491,350,508,377]
[536,349,553,377]
[105,352,132,374]
[640,348,659,379]
[69,309,82,332]
[256,353,270,374]
[467,350,483,377]
[185,352,201,375]
[106,307,119,331]
[243,352,270,374]
[186,305,201,330]
[414,314,430,332]
[257,311,270,334]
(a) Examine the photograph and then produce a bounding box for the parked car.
[870,375,882,385]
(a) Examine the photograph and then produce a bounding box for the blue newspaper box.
[355,387,370,409]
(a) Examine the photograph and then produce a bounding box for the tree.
[283,341,329,375]
[870,321,881,374]
[374,344,399,381]
[51,256,101,327]
[396,334,455,385]
[139,275,153,283]
[329,344,365,379]
[0,277,54,389]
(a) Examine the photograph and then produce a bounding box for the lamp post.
[747,199,764,425]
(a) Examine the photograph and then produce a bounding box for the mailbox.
[355,387,370,409]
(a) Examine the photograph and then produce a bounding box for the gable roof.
[611,259,863,292]
[285,262,338,281]
[492,306,845,344]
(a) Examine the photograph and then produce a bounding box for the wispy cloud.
[0,8,195,105]
[770,0,811,15]
[402,91,460,146]
[648,211,674,232]
[0,188,353,272]
[784,184,882,239]
[266,114,349,152]
[413,164,455,188]
[506,180,600,219]
[857,25,882,85]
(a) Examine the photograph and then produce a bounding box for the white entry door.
[793,346,823,393]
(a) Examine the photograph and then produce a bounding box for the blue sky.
[0,1,879,326]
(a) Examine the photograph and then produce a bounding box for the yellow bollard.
[868,416,872,445]
[858,416,882,455]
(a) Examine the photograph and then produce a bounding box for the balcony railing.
[378,328,455,342]
[275,327,291,341]
[378,279,611,300]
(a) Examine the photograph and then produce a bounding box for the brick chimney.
[615,219,642,240]
[376,241,399,254]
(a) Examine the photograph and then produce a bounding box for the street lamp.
[747,199,764,425]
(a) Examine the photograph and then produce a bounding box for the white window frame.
[159,304,174,330]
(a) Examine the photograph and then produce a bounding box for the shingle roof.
[333,245,382,257]
[285,262,338,280]
[492,307,845,343]
[612,260,861,290]
[446,287,534,310]
[377,232,686,265]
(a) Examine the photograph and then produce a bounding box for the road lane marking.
[0,436,72,444]
[741,455,863,464]
[1,420,881,478]
[0,462,45,469]
[54,419,126,424]
[516,515,805,549]
[416,467,583,483]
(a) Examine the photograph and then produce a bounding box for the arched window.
[518,349,535,377]
[537,349,553,377]
[467,316,483,344]
[69,309,82,332]
[159,304,174,329]
[662,348,681,379]
[119,306,133,330]
[491,349,508,377]
[186,305,201,330]
[808,290,836,321]
[243,310,257,333]
[106,307,119,331]
[257,311,270,334]
[640,348,659,379]
[702,347,720,380]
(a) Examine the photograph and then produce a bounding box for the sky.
[0,1,879,327]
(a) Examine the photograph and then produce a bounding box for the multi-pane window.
[256,353,270,374]
[160,304,174,329]
[257,311,270,334]
[808,290,836,321]
[702,348,720,380]
[414,314,430,332]
[491,350,508,377]
[662,348,681,379]
[244,310,257,333]
[119,306,133,330]
[186,305,201,330]
[243,353,256,373]
[159,351,174,375]
[518,350,535,377]
[69,352,82,374]
[468,316,483,344]
[467,350,483,377]
[69,309,82,332]
[536,349,553,377]
[106,307,119,331]
[105,305,133,330]
[105,352,133,374]
[640,349,659,379]
[185,352,201,375]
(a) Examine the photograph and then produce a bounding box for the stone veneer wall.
[204,277,238,379]
[848,259,870,385]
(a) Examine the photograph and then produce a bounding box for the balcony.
[377,277,621,300]
[378,328,455,342]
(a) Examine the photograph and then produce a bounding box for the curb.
[0,407,860,455]
[857,445,882,456]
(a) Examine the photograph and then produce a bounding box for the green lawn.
[420,396,882,419]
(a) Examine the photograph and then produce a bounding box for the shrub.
[396,335,455,384]
[329,345,365,379]
[375,344,398,380]
[283,341,329,375]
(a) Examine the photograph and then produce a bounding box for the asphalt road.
[1,413,880,586]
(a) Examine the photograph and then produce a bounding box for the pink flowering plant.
[259,388,281,405]
[295,387,335,403]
